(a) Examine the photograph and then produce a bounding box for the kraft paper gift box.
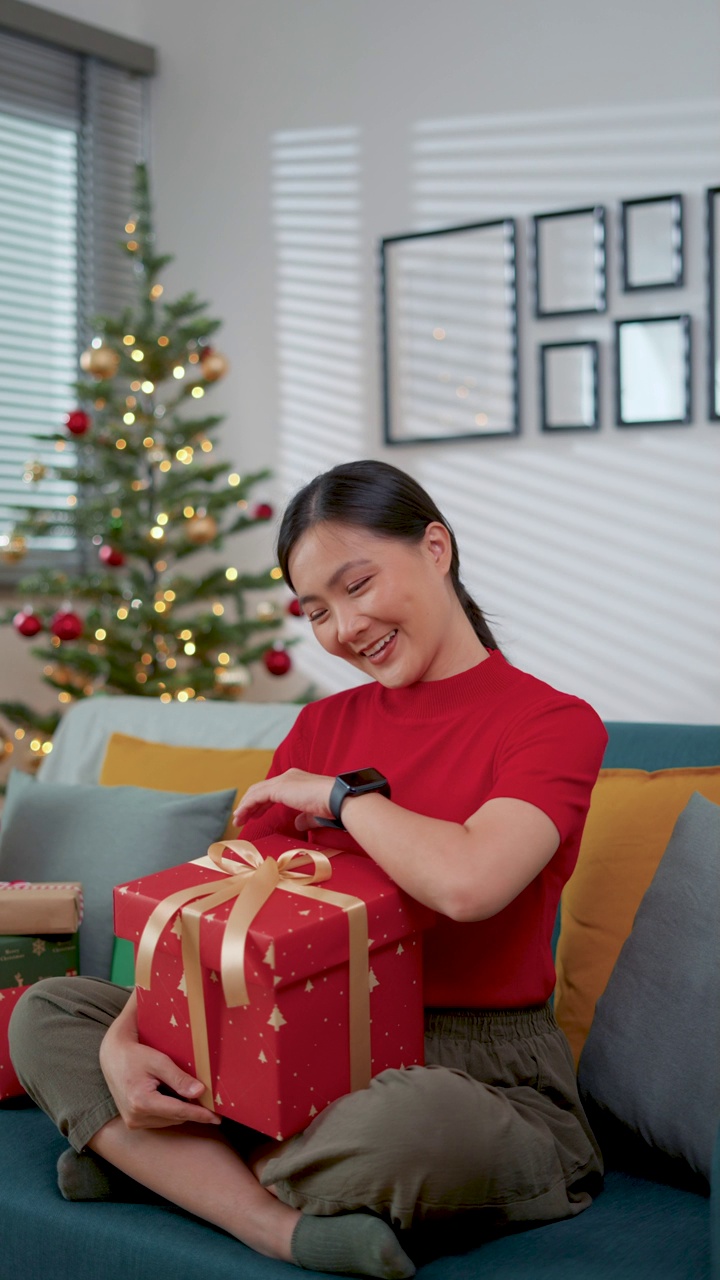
[114,835,434,1140]
[0,881,83,935]
[0,929,81,1101]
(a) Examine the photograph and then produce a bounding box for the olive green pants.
[9,977,602,1232]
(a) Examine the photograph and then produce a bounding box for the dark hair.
[277,459,499,651]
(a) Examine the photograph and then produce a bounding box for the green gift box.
[0,933,80,988]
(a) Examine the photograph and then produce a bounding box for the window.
[0,23,152,571]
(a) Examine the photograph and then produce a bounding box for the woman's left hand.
[233,768,335,831]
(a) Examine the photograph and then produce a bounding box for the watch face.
[340,768,387,789]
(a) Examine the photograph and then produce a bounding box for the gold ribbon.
[134,840,372,1111]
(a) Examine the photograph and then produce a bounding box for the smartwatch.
[315,768,391,830]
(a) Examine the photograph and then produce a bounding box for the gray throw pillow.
[0,770,235,982]
[578,791,720,1179]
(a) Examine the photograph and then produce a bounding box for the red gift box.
[114,835,434,1140]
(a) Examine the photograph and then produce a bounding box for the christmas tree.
[0,163,294,767]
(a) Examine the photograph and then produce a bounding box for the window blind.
[0,27,148,567]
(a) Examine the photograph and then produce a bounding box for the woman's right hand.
[99,990,222,1130]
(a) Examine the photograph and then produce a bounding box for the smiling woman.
[10,459,609,1280]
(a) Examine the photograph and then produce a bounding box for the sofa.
[0,695,718,1280]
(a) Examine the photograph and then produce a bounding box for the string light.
[270,567,283,580]
[184,642,196,655]
[160,692,172,703]
[116,439,127,450]
[173,366,185,379]
[150,284,163,299]
[111,507,122,517]
[225,567,238,581]
[228,473,240,486]
[141,381,154,393]
[158,336,169,347]
[131,380,142,392]
[164,590,176,601]
[123,412,135,424]
[159,460,172,472]
[125,222,136,234]
[123,335,135,346]
[154,602,166,613]
[143,437,154,448]
[150,526,164,540]
[191,387,205,399]
[212,603,224,616]
[117,607,129,619]
[131,349,144,362]
[156,513,169,525]
[183,505,195,518]
[218,652,230,665]
[200,439,213,453]
[166,657,177,669]
[95,628,106,641]
[179,629,192,640]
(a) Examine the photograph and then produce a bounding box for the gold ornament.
[80,345,121,379]
[200,351,229,382]
[214,664,251,698]
[186,512,219,545]
[256,600,278,622]
[23,460,48,483]
[1,534,27,563]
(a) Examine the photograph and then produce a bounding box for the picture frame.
[620,193,684,292]
[707,186,720,421]
[539,340,599,432]
[615,315,692,427]
[532,205,607,318]
[380,218,519,445]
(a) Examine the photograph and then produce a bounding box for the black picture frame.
[380,218,519,445]
[539,340,600,432]
[708,186,720,421]
[620,193,684,292]
[614,315,692,427]
[532,205,607,318]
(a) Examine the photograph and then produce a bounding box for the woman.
[10,460,606,1280]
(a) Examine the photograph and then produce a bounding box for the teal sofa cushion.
[0,1105,711,1280]
[579,793,720,1180]
[0,772,235,980]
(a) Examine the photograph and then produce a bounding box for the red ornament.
[253,502,274,521]
[13,609,42,637]
[287,597,303,617]
[99,544,125,567]
[50,609,83,642]
[263,646,292,676]
[64,410,91,436]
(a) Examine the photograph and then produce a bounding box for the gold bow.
[135,840,372,1111]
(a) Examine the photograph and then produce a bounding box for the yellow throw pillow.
[99,733,275,839]
[554,767,720,1065]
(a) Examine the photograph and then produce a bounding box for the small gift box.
[114,836,434,1140]
[0,882,83,935]
[0,931,81,1100]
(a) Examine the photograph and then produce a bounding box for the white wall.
[6,0,720,722]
